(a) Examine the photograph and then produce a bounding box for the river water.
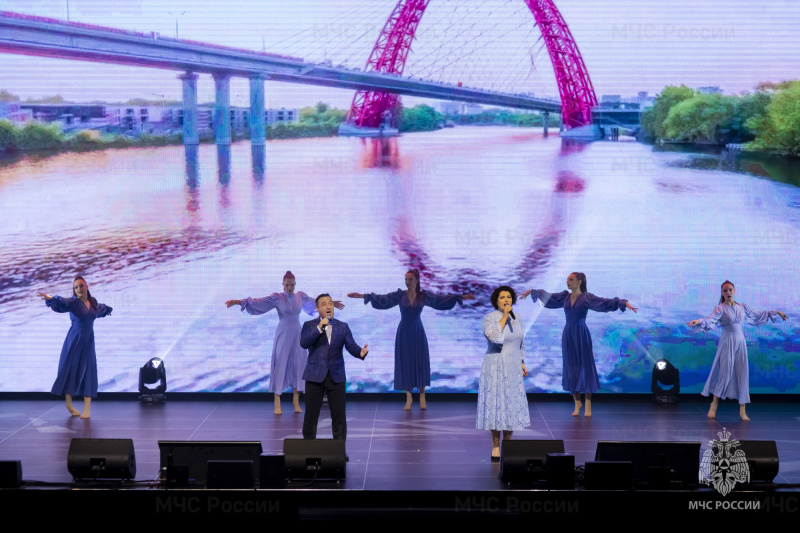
[1,127,798,393]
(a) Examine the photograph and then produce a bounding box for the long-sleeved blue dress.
[46,296,112,398]
[240,291,317,393]
[476,310,530,430]
[364,290,463,390]
[691,303,777,404]
[530,290,627,394]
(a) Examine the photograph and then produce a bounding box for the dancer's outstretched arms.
[520,289,568,309]
[357,290,403,310]
[40,294,76,313]
[424,292,471,310]
[584,293,634,313]
[235,294,280,315]
[743,304,787,325]
[687,306,724,331]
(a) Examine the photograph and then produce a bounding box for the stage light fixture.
[651,358,679,404]
[139,357,166,403]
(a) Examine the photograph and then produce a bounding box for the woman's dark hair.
[72,275,97,310]
[719,280,735,304]
[571,272,587,293]
[490,286,517,309]
[407,269,423,301]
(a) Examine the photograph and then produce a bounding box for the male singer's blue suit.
[300,317,364,440]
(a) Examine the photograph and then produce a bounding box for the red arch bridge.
[0,2,599,144]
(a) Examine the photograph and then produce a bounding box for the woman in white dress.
[477,286,530,460]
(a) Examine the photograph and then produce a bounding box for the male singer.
[300,293,368,440]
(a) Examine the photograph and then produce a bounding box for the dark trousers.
[302,372,347,440]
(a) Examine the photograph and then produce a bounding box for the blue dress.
[476,311,530,430]
[46,296,112,398]
[692,303,777,404]
[364,290,463,390]
[240,291,317,393]
[531,290,627,393]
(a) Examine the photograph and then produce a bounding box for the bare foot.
[584,400,592,418]
[740,406,750,421]
[65,395,80,416]
[420,393,427,410]
[572,401,582,416]
[292,390,302,413]
[707,407,717,419]
[79,398,91,419]
[403,391,412,411]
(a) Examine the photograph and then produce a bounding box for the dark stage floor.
[3,396,800,489]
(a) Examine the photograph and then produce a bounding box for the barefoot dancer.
[687,280,787,421]
[226,271,343,415]
[521,273,636,417]
[39,276,112,419]
[349,269,474,410]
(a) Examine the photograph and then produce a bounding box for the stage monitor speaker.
[546,453,575,489]
[0,460,22,488]
[500,440,565,483]
[584,461,633,490]
[67,438,136,481]
[594,441,701,487]
[737,440,779,483]
[283,439,346,481]
[260,454,287,488]
[158,441,263,488]
[207,460,255,489]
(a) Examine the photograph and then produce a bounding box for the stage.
[1,395,799,520]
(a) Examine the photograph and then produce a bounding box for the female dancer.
[226,271,343,415]
[687,281,787,421]
[521,273,636,417]
[477,286,529,460]
[38,276,112,419]
[349,269,475,410]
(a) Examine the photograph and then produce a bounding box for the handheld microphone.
[509,310,516,320]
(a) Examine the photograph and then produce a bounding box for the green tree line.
[642,82,800,155]
[447,110,560,127]
[0,121,183,153]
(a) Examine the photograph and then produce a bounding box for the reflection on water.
[360,138,400,169]
[1,128,798,394]
[655,143,800,187]
[251,145,266,183]
[216,144,231,185]
[0,226,258,310]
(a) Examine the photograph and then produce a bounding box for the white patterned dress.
[476,310,530,430]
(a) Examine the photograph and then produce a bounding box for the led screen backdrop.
[1,0,798,393]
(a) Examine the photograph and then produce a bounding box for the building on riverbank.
[0,102,33,124]
[13,103,298,135]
